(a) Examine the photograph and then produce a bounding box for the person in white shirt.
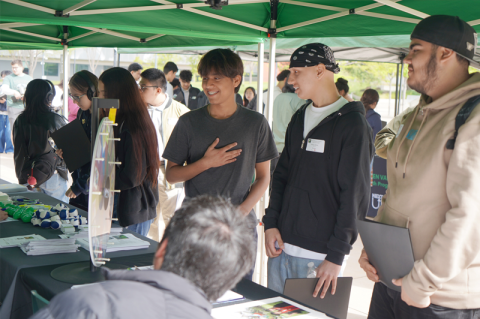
[263,43,373,297]
[163,62,178,100]
[139,68,190,241]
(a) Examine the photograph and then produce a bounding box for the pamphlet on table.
[211,297,331,319]
[0,234,45,248]
[75,233,150,252]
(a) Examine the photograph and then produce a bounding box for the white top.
[181,87,189,107]
[147,94,169,162]
[52,85,63,108]
[303,96,348,138]
[272,93,305,153]
[263,86,282,109]
[166,82,174,100]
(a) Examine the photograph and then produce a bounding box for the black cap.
[411,15,477,63]
[289,43,340,74]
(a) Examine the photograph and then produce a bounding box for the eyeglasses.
[140,86,158,92]
[69,93,86,103]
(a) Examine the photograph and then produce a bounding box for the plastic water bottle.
[307,262,317,278]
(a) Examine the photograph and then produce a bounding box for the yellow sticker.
[108,108,117,123]
[82,119,85,124]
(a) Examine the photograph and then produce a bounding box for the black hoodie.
[263,101,374,265]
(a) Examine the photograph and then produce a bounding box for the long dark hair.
[361,89,380,112]
[243,87,256,106]
[22,79,54,125]
[99,67,159,186]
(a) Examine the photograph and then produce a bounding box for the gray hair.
[160,195,256,301]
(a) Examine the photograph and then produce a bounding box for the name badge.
[306,138,325,153]
[192,96,197,100]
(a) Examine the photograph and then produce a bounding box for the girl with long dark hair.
[99,67,160,236]
[243,87,256,107]
[13,79,69,201]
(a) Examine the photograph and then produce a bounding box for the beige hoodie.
[374,72,480,309]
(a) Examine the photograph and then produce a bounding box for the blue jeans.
[0,114,14,153]
[38,173,69,203]
[267,250,347,294]
[113,193,153,237]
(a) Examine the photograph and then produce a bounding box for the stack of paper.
[0,217,19,224]
[20,238,80,255]
[76,233,150,253]
[0,234,46,248]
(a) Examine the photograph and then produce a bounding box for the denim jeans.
[38,173,69,203]
[113,193,153,237]
[0,114,14,153]
[267,250,348,294]
[368,282,480,319]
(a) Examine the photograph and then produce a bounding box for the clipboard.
[284,277,353,319]
[50,119,91,173]
[357,219,415,292]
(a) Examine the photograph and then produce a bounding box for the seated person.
[30,195,256,319]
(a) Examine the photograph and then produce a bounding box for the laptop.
[284,277,353,319]
[357,219,415,292]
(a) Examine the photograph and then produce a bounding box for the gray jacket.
[31,268,213,319]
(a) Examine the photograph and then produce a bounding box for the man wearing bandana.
[263,43,374,298]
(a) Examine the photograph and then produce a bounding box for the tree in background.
[86,48,101,74]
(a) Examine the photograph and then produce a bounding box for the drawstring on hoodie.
[395,106,420,169]
[402,108,429,178]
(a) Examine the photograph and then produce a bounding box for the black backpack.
[446,95,480,150]
[20,149,63,187]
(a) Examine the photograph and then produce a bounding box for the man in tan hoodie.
[359,15,480,318]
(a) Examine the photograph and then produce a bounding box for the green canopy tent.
[1,0,480,118]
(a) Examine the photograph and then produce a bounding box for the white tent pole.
[257,42,264,114]
[63,44,69,118]
[267,37,276,128]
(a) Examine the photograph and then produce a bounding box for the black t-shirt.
[163,104,278,206]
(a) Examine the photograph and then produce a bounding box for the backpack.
[446,95,480,150]
[20,147,63,188]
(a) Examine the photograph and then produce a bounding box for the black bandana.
[289,43,340,74]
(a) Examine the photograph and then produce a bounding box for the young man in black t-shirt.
[163,50,278,278]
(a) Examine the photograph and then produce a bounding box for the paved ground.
[0,152,374,318]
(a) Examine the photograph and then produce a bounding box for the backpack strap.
[446,95,480,150]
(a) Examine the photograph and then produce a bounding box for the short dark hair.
[170,78,180,89]
[179,70,193,83]
[160,195,256,301]
[140,68,167,93]
[335,78,349,94]
[361,88,380,109]
[277,69,290,82]
[1,70,12,77]
[128,63,143,72]
[11,60,23,67]
[163,61,178,74]
[198,49,244,94]
[282,74,296,93]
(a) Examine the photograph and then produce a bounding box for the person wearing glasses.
[56,70,100,211]
[139,68,190,241]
